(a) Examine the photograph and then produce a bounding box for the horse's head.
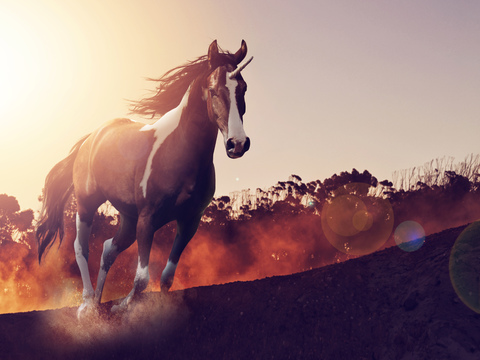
[204,40,252,159]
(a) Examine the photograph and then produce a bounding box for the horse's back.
[73,118,153,215]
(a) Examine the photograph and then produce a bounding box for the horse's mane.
[130,47,237,118]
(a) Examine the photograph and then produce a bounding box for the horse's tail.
[36,134,90,263]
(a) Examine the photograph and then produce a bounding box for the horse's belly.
[100,175,136,205]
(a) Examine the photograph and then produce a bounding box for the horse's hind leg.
[161,214,202,292]
[74,212,95,319]
[94,213,137,304]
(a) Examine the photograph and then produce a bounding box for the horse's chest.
[173,173,210,204]
[159,168,214,215]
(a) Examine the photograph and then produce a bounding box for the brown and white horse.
[36,40,253,318]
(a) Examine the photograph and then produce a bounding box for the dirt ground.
[1,224,479,360]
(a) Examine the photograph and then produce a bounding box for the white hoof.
[77,300,99,320]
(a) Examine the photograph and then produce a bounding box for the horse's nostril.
[226,138,249,155]
[226,138,235,151]
[244,137,251,152]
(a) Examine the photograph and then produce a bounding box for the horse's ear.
[234,40,247,65]
[208,40,219,69]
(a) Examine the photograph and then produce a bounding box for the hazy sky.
[1,0,479,211]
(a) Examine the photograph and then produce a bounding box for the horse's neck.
[141,84,217,161]
[179,87,218,156]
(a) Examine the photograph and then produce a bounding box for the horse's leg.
[74,212,95,319]
[111,214,155,313]
[161,214,202,292]
[94,213,137,305]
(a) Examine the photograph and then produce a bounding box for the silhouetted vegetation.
[204,155,480,235]
[0,194,34,247]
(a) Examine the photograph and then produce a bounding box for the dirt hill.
[1,224,479,360]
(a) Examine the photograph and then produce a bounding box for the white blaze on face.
[225,76,247,145]
[139,87,190,198]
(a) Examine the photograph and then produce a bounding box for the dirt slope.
[1,225,479,360]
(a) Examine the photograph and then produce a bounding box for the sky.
[0,0,479,212]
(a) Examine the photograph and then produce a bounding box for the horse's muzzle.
[226,137,250,159]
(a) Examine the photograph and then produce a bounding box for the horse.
[35,40,253,318]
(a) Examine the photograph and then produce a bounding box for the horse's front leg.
[73,213,96,319]
[111,215,155,313]
[161,214,202,292]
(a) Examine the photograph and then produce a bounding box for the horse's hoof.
[160,282,171,294]
[110,302,128,314]
[77,301,99,321]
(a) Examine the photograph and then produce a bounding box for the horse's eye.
[209,88,216,96]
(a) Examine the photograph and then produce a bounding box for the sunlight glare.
[0,2,90,138]
[0,13,42,121]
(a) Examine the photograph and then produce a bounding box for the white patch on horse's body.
[130,258,150,300]
[225,77,247,142]
[135,260,149,283]
[139,87,191,198]
[74,214,94,299]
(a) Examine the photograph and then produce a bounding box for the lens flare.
[394,221,425,252]
[352,209,373,232]
[325,194,367,237]
[321,183,394,255]
[449,221,480,314]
